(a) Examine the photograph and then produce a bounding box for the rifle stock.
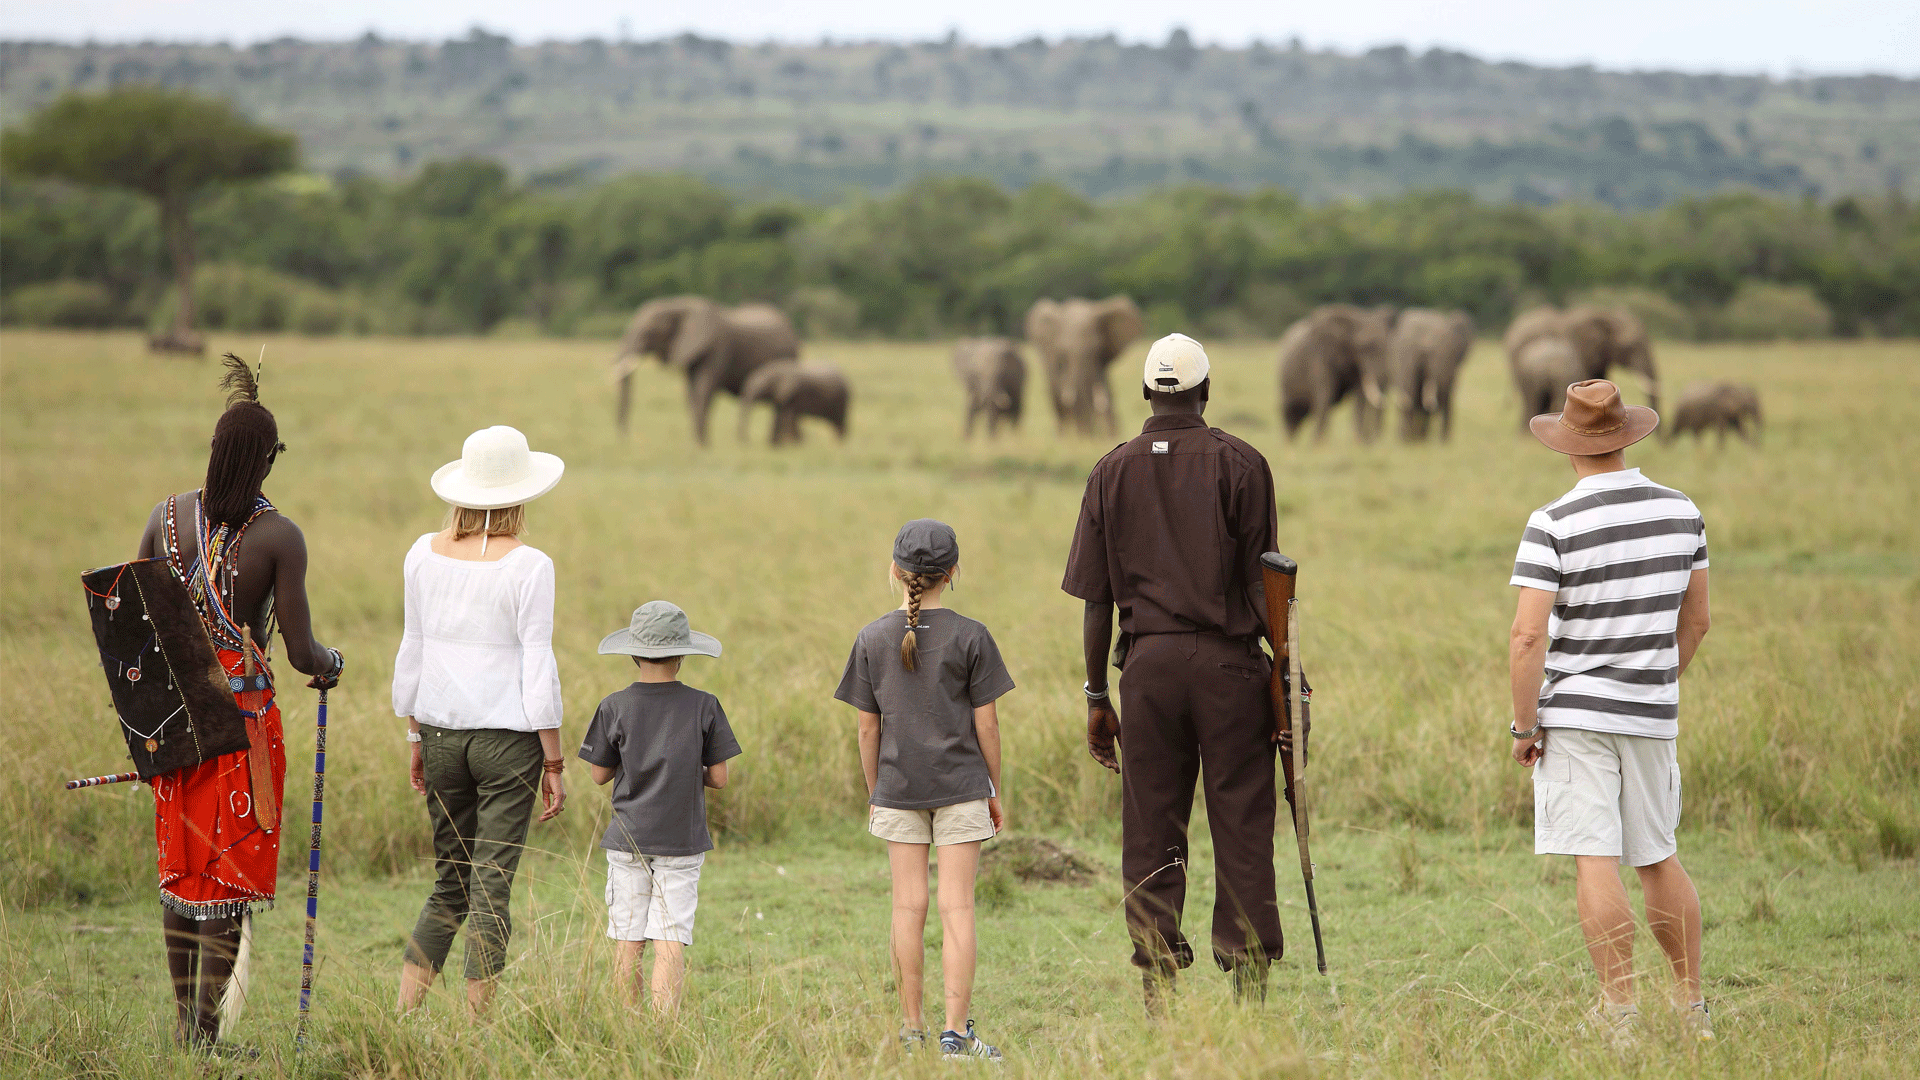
[1259,553,1298,790]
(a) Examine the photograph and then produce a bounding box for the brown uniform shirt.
[1062,413,1280,640]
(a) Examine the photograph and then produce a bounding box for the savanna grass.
[2,329,1917,1077]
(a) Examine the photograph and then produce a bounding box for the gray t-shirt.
[834,608,1015,810]
[579,681,743,856]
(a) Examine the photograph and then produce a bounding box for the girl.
[834,519,1014,1061]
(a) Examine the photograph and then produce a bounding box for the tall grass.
[2,331,1916,913]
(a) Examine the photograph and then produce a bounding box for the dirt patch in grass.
[981,837,1103,884]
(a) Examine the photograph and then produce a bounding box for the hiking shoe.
[899,1026,928,1053]
[1585,1002,1640,1050]
[939,1020,1003,1063]
[1682,1001,1715,1043]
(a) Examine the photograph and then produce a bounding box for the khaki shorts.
[1533,728,1681,867]
[605,850,704,945]
[868,799,996,846]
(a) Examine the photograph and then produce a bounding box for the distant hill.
[2,30,1915,205]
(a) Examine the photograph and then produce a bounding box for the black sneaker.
[939,1020,1003,1063]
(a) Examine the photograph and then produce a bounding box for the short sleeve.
[577,699,620,769]
[966,626,1017,708]
[1510,510,1562,592]
[832,636,879,713]
[1692,517,1710,569]
[1061,473,1113,602]
[702,697,743,766]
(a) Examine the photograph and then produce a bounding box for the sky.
[5,0,1915,77]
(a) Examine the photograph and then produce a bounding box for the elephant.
[736,360,850,445]
[951,337,1027,437]
[1666,382,1762,446]
[1388,308,1476,442]
[1024,296,1144,436]
[1510,335,1587,422]
[612,296,801,443]
[1277,304,1397,442]
[1504,305,1659,430]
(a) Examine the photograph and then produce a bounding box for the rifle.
[1260,552,1326,975]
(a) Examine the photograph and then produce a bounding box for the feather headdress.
[219,351,263,407]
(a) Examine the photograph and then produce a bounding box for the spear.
[65,772,141,789]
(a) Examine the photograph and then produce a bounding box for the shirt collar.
[1571,467,1645,491]
[1141,413,1208,433]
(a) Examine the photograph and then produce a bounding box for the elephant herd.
[607,294,1761,449]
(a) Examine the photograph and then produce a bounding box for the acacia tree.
[2,87,295,352]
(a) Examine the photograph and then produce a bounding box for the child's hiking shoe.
[939,1020,1003,1063]
[898,1026,928,1053]
[1584,1001,1640,1050]
[1681,1001,1714,1043]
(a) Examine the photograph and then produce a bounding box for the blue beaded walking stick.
[295,684,329,1048]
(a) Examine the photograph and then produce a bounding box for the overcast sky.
[5,0,1915,77]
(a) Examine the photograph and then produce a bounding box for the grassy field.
[2,329,1917,1077]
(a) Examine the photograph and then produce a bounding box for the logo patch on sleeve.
[1151,441,1169,454]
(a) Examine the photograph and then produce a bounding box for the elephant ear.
[1095,297,1144,358]
[667,299,726,371]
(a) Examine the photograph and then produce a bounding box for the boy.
[1508,380,1714,1046]
[580,601,742,1014]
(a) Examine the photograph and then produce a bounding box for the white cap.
[1143,333,1210,392]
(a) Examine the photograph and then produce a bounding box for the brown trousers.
[1118,632,1283,972]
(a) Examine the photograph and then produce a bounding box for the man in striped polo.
[1508,379,1714,1046]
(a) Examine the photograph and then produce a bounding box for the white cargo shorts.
[1533,728,1681,867]
[605,850,705,944]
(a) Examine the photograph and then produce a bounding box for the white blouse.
[391,535,562,732]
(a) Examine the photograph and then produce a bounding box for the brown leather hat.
[1530,379,1659,455]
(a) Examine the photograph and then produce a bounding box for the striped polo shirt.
[1510,468,1708,739]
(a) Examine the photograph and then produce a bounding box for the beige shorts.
[605,850,704,944]
[1533,727,1681,867]
[868,799,996,846]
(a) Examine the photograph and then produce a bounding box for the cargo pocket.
[1220,663,1262,680]
[1667,761,1684,834]
[1532,738,1573,836]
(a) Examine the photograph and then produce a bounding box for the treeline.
[4,161,1917,340]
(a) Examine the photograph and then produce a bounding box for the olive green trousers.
[404,725,543,981]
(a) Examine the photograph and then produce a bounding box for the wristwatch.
[1510,721,1542,739]
[405,730,422,743]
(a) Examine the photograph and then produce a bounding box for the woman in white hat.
[392,425,566,1015]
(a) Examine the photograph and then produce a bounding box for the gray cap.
[893,518,958,577]
[598,600,722,660]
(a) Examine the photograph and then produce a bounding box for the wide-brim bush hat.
[1530,380,1659,455]
[599,600,722,660]
[430,425,565,510]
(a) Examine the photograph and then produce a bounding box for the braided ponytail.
[900,572,926,671]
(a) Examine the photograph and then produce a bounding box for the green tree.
[1,87,295,351]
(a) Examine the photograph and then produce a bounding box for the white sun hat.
[430,426,565,510]
[1143,333,1210,392]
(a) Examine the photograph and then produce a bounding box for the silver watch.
[405,730,422,743]
[1510,721,1542,739]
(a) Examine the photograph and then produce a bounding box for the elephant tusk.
[609,356,641,383]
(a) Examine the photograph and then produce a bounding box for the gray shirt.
[834,608,1015,810]
[579,681,743,856]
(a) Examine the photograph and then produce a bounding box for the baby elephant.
[738,361,851,445]
[1666,382,1762,446]
[952,337,1027,437]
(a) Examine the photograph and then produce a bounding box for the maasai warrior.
[134,354,343,1049]
[1062,333,1287,1013]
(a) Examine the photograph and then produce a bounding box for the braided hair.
[899,572,928,671]
[203,353,286,527]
